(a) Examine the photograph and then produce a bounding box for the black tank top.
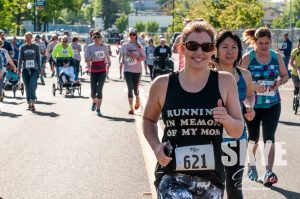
[154,70,225,189]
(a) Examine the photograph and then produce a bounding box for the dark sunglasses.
[62,40,68,43]
[185,41,214,52]
[129,33,136,36]
[93,36,101,39]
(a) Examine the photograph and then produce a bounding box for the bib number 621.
[175,144,215,171]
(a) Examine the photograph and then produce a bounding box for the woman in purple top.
[121,28,146,114]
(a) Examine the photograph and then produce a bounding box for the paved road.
[1,45,300,199]
[0,48,151,199]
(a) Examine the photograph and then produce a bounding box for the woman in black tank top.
[143,21,244,199]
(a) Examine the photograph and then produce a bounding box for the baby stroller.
[52,57,81,97]
[2,61,24,98]
[152,57,174,79]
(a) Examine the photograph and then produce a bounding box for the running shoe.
[27,104,32,111]
[31,104,36,112]
[128,109,134,115]
[91,103,96,111]
[134,97,140,110]
[96,109,102,117]
[247,167,258,181]
[262,170,278,187]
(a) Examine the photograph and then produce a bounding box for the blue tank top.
[248,50,280,108]
[223,68,247,142]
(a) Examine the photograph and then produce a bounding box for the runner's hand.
[253,82,267,93]
[213,99,228,124]
[154,142,172,167]
[244,106,255,121]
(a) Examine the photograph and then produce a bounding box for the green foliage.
[146,21,159,33]
[272,0,300,28]
[134,21,146,32]
[167,0,263,33]
[115,13,128,33]
[187,0,264,29]
[167,0,190,33]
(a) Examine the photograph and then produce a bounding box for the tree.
[134,21,146,32]
[146,21,159,33]
[167,0,190,33]
[273,0,300,28]
[115,13,128,33]
[187,0,264,29]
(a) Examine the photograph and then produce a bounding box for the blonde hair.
[243,27,272,46]
[24,32,33,38]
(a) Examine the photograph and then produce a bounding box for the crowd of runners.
[0,18,300,199]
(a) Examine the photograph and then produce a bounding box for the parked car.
[6,36,25,46]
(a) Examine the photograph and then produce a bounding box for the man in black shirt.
[0,30,13,58]
[153,38,173,70]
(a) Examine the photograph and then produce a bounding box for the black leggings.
[246,103,281,143]
[224,140,247,199]
[124,72,141,98]
[147,65,153,79]
[90,71,106,99]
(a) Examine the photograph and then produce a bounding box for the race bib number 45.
[175,144,215,171]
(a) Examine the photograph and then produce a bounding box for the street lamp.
[26,2,34,32]
[92,17,96,28]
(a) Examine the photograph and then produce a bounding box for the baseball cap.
[35,34,41,39]
[128,28,137,34]
[0,30,4,35]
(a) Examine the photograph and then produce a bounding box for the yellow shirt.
[51,43,74,59]
[291,48,300,76]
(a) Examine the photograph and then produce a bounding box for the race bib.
[256,80,275,96]
[160,48,167,53]
[149,53,154,59]
[73,49,79,55]
[175,144,215,171]
[126,57,137,65]
[25,60,35,68]
[95,51,105,59]
[62,49,69,55]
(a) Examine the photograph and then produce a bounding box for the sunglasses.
[94,36,101,39]
[129,33,136,36]
[62,40,68,43]
[185,41,214,52]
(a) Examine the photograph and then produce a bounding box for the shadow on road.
[271,186,300,199]
[0,111,22,118]
[279,120,300,126]
[32,111,60,117]
[140,79,151,84]
[3,96,24,100]
[65,95,89,99]
[101,115,135,123]
[109,79,124,83]
[35,101,55,105]
[2,101,25,105]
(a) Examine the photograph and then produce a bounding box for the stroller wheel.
[78,86,81,96]
[20,83,24,96]
[0,91,4,102]
[52,83,56,96]
[59,85,63,94]
[12,86,17,98]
